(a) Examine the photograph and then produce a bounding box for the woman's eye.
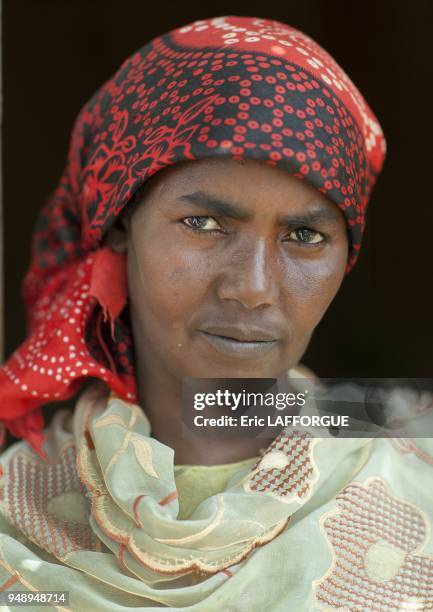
[288,227,325,244]
[182,216,222,232]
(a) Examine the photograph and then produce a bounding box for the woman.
[0,15,431,611]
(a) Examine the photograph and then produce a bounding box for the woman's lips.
[198,330,279,359]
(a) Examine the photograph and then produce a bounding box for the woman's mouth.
[198,328,279,359]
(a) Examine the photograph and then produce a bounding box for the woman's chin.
[183,359,287,381]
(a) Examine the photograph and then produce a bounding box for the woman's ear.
[105,217,129,253]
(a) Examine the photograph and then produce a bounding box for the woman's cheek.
[131,244,210,323]
[285,260,345,331]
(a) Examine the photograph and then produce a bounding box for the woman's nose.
[216,238,280,310]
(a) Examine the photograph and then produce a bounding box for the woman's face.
[120,158,348,380]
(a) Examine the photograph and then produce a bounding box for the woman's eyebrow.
[178,191,341,225]
[278,208,342,226]
[177,191,251,220]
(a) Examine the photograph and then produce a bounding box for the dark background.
[3,0,432,377]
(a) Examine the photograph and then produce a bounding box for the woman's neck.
[134,353,276,465]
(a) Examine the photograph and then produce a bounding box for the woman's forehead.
[138,158,337,210]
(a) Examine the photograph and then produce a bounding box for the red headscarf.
[0,16,386,454]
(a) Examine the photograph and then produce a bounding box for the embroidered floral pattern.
[314,477,433,610]
[244,431,319,503]
[0,444,101,560]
